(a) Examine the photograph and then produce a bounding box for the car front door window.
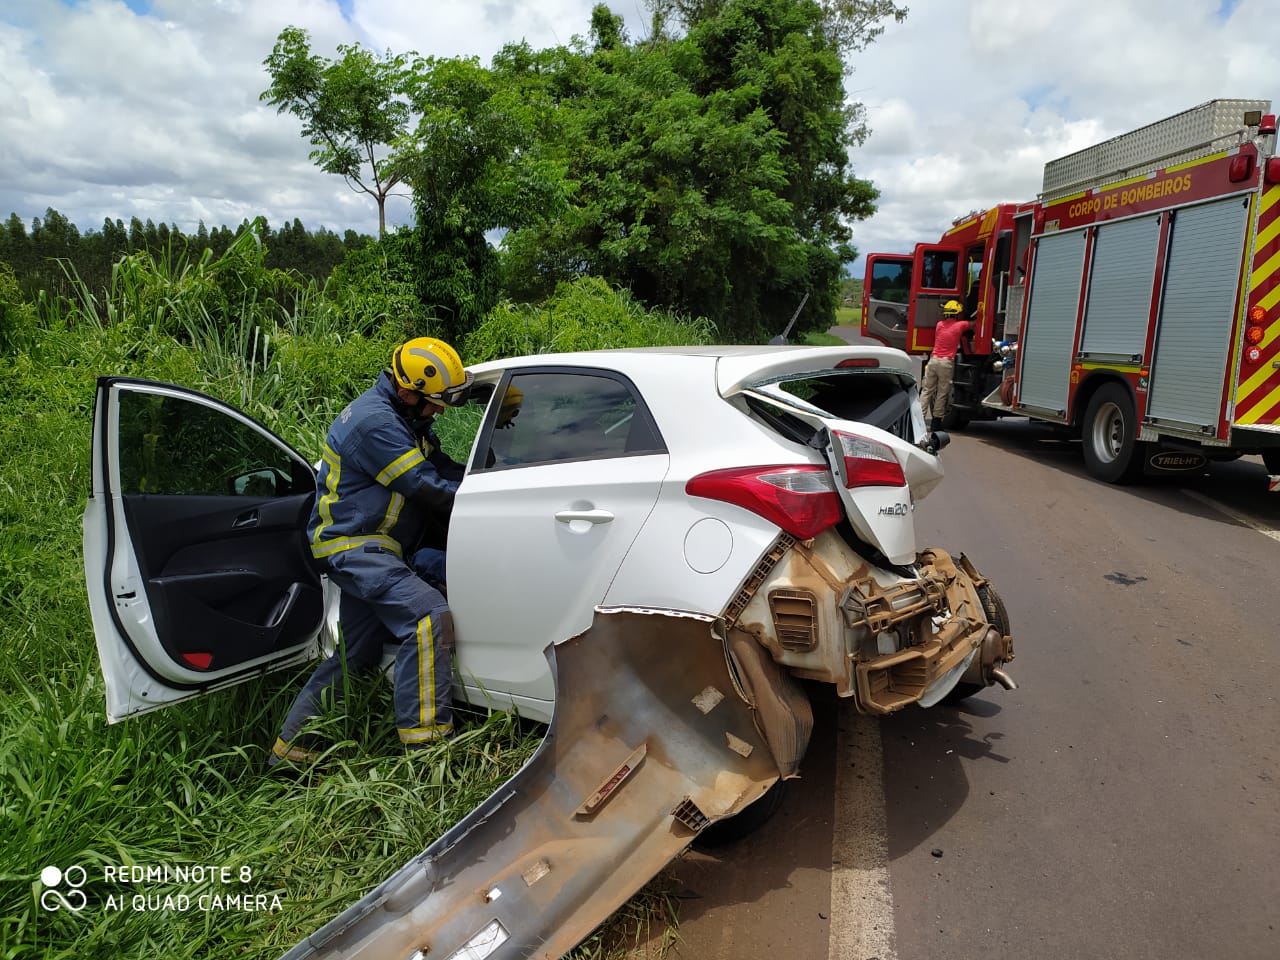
[116,391,310,496]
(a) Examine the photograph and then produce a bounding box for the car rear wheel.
[1082,383,1146,484]
[693,778,788,849]
[942,582,1011,705]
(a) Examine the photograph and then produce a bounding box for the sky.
[0,0,1274,268]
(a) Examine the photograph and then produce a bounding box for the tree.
[262,26,417,237]
[683,0,887,330]
[653,0,907,54]
[497,0,899,339]
[128,217,145,252]
[0,214,31,279]
[396,54,568,342]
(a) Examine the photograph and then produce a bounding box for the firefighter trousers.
[920,356,956,421]
[271,545,454,764]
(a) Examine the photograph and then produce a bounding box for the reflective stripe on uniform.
[417,614,435,728]
[309,534,404,560]
[378,492,406,536]
[398,724,454,744]
[311,445,342,549]
[271,737,321,763]
[376,448,426,485]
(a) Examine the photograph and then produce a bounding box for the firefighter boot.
[927,417,942,449]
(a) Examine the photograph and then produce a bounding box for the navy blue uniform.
[271,372,464,764]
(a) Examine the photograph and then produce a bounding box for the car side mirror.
[230,468,284,497]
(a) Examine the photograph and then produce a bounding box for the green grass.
[0,254,708,959]
[800,330,845,346]
[832,305,859,327]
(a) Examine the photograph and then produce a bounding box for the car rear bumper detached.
[280,607,804,960]
[726,533,1015,713]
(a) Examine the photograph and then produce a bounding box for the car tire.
[1082,383,1146,484]
[693,779,788,849]
[942,582,1011,705]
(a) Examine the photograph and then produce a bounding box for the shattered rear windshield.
[747,370,916,443]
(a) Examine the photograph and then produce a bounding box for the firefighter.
[269,337,472,771]
[920,299,973,443]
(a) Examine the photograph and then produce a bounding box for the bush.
[464,275,715,363]
[325,228,435,341]
[0,260,37,353]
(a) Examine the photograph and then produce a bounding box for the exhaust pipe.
[974,627,1017,691]
[990,667,1017,690]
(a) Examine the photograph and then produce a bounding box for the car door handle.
[232,509,259,529]
[554,509,614,525]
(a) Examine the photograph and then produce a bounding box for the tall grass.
[0,248,703,959]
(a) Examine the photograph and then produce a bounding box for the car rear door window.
[475,370,665,470]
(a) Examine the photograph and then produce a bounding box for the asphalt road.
[629,414,1280,959]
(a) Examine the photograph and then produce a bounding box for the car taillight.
[686,465,843,540]
[831,430,907,488]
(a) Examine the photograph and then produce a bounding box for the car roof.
[467,345,917,392]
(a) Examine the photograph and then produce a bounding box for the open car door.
[862,253,914,351]
[906,242,965,353]
[83,377,326,723]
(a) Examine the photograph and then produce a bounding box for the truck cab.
[861,204,1029,425]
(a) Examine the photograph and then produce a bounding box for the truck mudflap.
[281,607,806,960]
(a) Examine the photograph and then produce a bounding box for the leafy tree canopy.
[262,26,418,237]
[396,54,570,342]
[496,0,901,339]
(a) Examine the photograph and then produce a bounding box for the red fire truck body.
[861,99,1280,487]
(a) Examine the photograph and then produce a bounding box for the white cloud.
[0,0,1274,267]
[844,0,1276,259]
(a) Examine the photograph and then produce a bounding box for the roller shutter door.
[1080,214,1160,360]
[1147,197,1249,428]
[1020,230,1086,413]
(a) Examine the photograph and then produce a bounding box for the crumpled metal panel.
[280,608,782,960]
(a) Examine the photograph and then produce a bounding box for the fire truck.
[861,98,1280,489]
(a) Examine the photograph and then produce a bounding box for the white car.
[85,344,1017,959]
[84,344,1013,731]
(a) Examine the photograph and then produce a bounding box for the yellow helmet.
[496,384,524,428]
[391,338,472,406]
[941,299,964,318]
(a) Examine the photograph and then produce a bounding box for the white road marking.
[829,712,897,959]
[1183,489,1280,544]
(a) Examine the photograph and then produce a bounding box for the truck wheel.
[1263,449,1280,474]
[1082,384,1146,484]
[942,582,1011,705]
[693,779,788,849]
[943,405,970,430]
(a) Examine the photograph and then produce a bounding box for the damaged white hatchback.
[84,345,1015,959]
